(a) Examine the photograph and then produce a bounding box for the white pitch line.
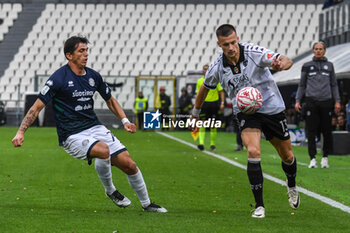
[157,132,350,214]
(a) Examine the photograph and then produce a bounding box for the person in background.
[159,86,171,129]
[346,101,350,131]
[178,87,193,124]
[331,115,338,131]
[134,91,148,129]
[336,114,346,131]
[196,64,225,151]
[295,41,340,169]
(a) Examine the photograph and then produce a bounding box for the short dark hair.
[64,36,89,59]
[216,24,237,38]
[312,41,326,50]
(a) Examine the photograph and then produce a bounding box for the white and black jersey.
[204,42,285,115]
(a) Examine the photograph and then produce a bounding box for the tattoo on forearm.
[19,109,37,132]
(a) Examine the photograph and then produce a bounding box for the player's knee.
[125,160,137,174]
[247,147,261,158]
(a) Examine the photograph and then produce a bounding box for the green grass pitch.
[1,127,350,233]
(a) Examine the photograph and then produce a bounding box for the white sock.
[127,168,151,207]
[94,157,116,195]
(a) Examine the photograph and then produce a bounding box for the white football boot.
[251,206,265,218]
[143,203,168,213]
[107,190,131,208]
[321,157,329,168]
[308,158,317,168]
[287,186,300,209]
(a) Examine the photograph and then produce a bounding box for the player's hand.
[271,57,283,71]
[12,132,24,147]
[189,115,199,132]
[124,122,136,133]
[295,102,302,113]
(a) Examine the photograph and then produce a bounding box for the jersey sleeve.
[246,44,281,68]
[203,64,219,90]
[38,72,62,105]
[95,72,112,101]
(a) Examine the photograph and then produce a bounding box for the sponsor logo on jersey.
[75,105,83,111]
[74,104,92,111]
[324,65,328,70]
[77,97,91,102]
[68,81,74,87]
[72,90,94,97]
[41,85,50,95]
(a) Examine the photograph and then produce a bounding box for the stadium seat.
[0,2,324,110]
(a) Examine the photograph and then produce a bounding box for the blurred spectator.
[178,87,192,116]
[336,114,346,131]
[346,102,350,131]
[295,41,340,169]
[331,115,337,131]
[134,91,148,129]
[0,101,6,125]
[158,86,171,129]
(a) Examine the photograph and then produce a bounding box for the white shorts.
[62,125,127,161]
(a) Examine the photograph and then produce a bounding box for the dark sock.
[247,159,264,208]
[282,157,297,187]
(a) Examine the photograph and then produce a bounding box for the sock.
[210,128,217,146]
[94,158,116,195]
[199,127,205,145]
[247,158,264,208]
[127,168,151,208]
[282,156,297,187]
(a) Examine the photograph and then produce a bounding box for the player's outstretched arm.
[271,55,293,71]
[189,85,209,131]
[106,97,136,133]
[12,99,45,147]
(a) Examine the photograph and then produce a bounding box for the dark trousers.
[137,112,144,129]
[233,115,243,147]
[304,99,333,158]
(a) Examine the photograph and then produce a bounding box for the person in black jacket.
[295,41,341,169]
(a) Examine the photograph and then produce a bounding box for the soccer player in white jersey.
[12,36,167,213]
[191,24,299,218]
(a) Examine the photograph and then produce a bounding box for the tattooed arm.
[12,99,46,147]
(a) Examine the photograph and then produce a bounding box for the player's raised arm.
[12,98,45,147]
[106,96,136,133]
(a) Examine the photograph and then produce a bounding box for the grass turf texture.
[0,127,349,233]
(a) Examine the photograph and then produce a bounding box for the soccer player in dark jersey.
[12,36,167,213]
[190,24,299,218]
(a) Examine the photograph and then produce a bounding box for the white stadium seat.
[0,3,324,109]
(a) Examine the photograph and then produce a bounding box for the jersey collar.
[223,44,245,74]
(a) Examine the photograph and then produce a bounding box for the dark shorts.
[237,111,290,141]
[200,101,220,120]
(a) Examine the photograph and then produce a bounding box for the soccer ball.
[236,87,263,114]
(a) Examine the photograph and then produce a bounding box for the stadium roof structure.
[274,42,350,86]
